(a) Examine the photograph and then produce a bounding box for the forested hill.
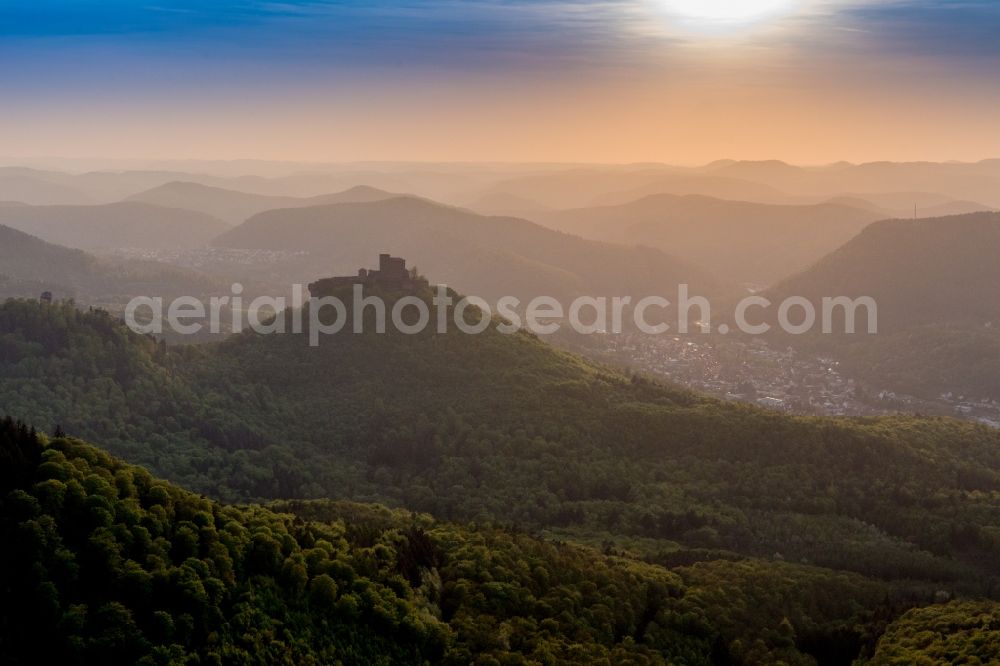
[2,297,1000,609]
[4,419,999,665]
[769,212,1000,330]
[0,224,228,310]
[0,223,97,294]
[0,419,696,663]
[763,212,1000,400]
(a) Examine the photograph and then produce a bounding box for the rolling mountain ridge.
[0,201,229,251]
[535,194,882,286]
[127,181,399,224]
[213,195,722,302]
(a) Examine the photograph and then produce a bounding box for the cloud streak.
[3,1,998,73]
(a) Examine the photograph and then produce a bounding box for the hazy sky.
[2,0,999,163]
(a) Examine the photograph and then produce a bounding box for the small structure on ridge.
[308,254,429,297]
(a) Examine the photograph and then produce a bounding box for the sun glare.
[663,0,793,22]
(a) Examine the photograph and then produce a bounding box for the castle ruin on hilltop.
[308,254,429,297]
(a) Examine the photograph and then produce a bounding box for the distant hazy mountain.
[819,196,892,216]
[204,169,490,202]
[766,212,1000,400]
[8,160,1000,214]
[478,168,790,209]
[0,201,229,250]
[0,167,211,204]
[705,160,1000,209]
[127,181,398,224]
[589,175,789,207]
[214,196,720,302]
[0,165,481,205]
[460,191,551,218]
[914,200,994,218]
[810,193,992,221]
[0,169,94,205]
[471,160,1000,210]
[536,194,882,286]
[0,223,223,306]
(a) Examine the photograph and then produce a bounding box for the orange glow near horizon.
[4,67,999,165]
[1,1,999,164]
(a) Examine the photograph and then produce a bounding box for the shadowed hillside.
[0,168,95,205]
[0,224,226,309]
[770,213,1000,328]
[765,212,1000,400]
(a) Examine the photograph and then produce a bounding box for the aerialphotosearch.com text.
[124,283,878,346]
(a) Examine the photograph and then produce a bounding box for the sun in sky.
[661,0,795,23]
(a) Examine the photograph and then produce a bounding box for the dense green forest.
[786,324,1000,403]
[0,419,938,664]
[868,600,1000,664]
[2,297,1000,662]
